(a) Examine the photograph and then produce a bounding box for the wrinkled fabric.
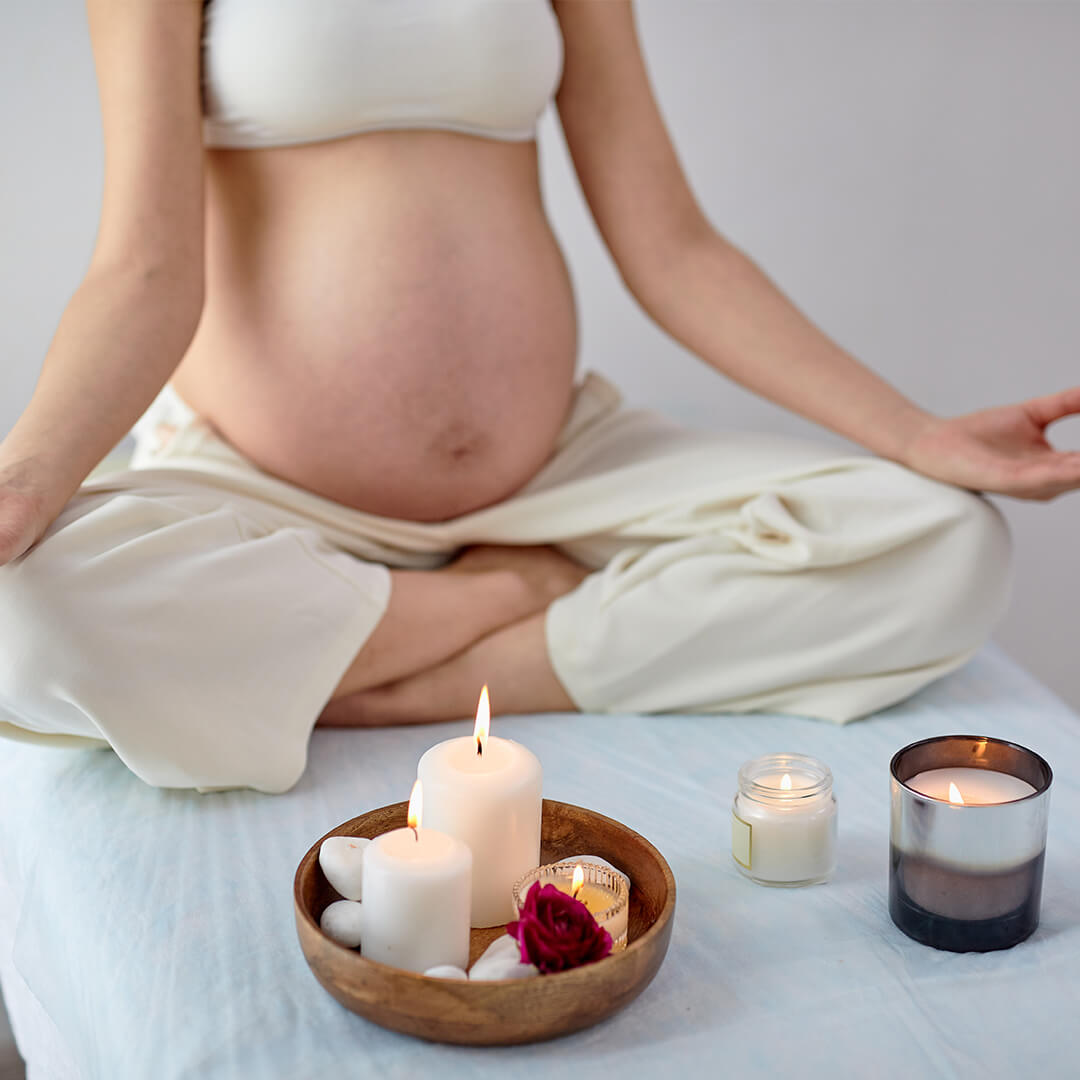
[0,373,1010,791]
[0,646,1077,1079]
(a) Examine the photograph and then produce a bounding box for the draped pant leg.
[0,487,391,792]
[541,455,1011,723]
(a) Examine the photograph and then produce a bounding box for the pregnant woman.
[0,1,1075,792]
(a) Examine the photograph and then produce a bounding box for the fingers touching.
[1023,386,1080,430]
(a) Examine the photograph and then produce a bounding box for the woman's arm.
[552,1,1080,500]
[0,0,206,560]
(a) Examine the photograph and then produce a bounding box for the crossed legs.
[318,545,584,727]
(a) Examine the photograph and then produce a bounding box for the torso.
[173,133,577,521]
[172,2,577,522]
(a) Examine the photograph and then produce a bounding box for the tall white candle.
[417,687,542,927]
[905,767,1036,805]
[359,780,472,973]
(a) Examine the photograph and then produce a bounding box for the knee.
[910,481,1012,652]
[0,545,91,714]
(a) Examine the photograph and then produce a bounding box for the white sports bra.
[201,0,564,149]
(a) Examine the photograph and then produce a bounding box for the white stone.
[467,934,538,981]
[319,835,370,901]
[475,934,522,963]
[319,899,365,948]
[423,965,469,980]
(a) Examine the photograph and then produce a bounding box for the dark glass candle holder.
[889,735,1052,953]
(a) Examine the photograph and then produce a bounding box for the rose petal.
[510,878,614,973]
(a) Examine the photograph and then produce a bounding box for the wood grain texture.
[294,799,676,1045]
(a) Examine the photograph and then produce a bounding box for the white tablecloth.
[1,643,1078,1079]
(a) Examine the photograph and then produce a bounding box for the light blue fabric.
[1,644,1077,1078]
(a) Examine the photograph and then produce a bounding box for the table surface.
[1,643,1078,1079]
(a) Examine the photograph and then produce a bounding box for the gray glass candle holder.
[889,735,1052,952]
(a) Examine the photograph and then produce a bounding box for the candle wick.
[476,738,483,758]
[411,825,419,842]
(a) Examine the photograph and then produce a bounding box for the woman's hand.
[0,467,52,566]
[901,388,1080,501]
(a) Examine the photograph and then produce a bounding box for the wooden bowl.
[294,798,676,1045]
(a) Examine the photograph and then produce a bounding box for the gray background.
[3,0,1078,694]
[1,1,1078,1071]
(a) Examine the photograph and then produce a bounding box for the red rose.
[506,881,614,974]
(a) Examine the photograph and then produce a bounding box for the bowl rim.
[293,797,677,987]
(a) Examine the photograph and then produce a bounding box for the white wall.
[1,2,1078,707]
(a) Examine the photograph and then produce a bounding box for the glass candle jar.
[889,735,1052,952]
[732,753,838,887]
[512,860,630,950]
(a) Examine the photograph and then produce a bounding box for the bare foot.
[320,612,575,727]
[446,544,590,611]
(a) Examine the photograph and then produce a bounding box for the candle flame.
[780,773,793,791]
[407,778,423,837]
[571,863,585,900]
[474,685,491,756]
[948,781,965,806]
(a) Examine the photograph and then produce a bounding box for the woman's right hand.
[0,472,52,566]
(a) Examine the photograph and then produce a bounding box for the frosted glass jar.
[731,753,837,887]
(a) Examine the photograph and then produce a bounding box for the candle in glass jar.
[513,860,630,950]
[731,753,837,887]
[417,686,542,927]
[890,735,1053,952]
[359,780,472,973]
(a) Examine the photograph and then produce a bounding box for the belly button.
[430,424,489,465]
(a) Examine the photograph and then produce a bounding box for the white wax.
[360,826,472,973]
[905,767,1036,805]
[732,790,837,885]
[418,735,542,927]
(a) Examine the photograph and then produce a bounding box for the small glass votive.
[890,735,1052,952]
[731,753,838,887]
[512,861,630,951]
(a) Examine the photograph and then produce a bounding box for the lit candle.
[359,780,473,972]
[905,767,1036,805]
[417,686,543,927]
[513,860,630,950]
[731,753,837,887]
[890,736,1052,952]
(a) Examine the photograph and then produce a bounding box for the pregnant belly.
[171,136,579,521]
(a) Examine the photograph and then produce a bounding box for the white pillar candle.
[731,754,838,887]
[417,687,543,927]
[359,780,472,973]
[905,767,1036,805]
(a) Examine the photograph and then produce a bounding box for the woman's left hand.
[901,387,1080,501]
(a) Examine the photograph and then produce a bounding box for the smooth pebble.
[468,934,538,981]
[320,899,365,948]
[319,835,370,901]
[423,965,469,980]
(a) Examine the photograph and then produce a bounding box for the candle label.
[731,812,752,869]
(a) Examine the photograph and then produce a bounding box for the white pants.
[0,374,1011,792]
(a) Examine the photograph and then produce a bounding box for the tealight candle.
[513,860,630,950]
[359,780,473,973]
[731,753,837,886]
[890,735,1052,952]
[417,686,542,927]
